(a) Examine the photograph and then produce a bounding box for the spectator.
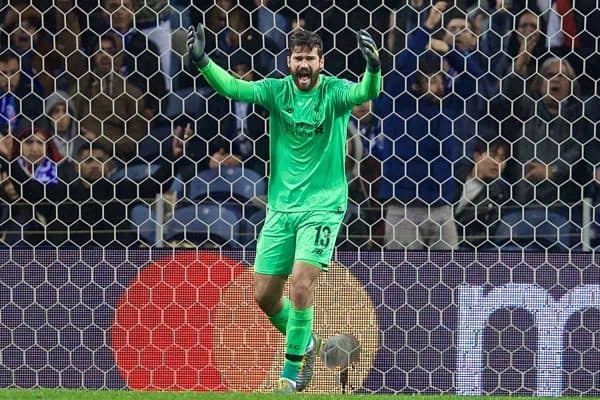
[387,0,428,54]
[252,0,289,51]
[170,116,205,183]
[218,61,269,176]
[351,100,381,165]
[214,7,279,79]
[0,125,76,246]
[424,3,495,148]
[71,34,147,161]
[102,0,167,118]
[172,58,269,177]
[45,0,88,92]
[507,9,546,77]
[45,91,84,159]
[8,17,37,75]
[169,114,218,183]
[487,9,547,84]
[172,2,224,91]
[349,100,382,248]
[438,5,494,104]
[134,0,173,88]
[341,107,381,250]
[170,64,269,182]
[546,0,599,96]
[0,51,45,135]
[346,119,364,186]
[464,0,543,43]
[494,57,598,248]
[500,57,594,206]
[456,0,542,13]
[252,0,291,76]
[68,143,136,247]
[0,52,19,138]
[455,139,510,249]
[1,7,55,94]
[376,2,463,250]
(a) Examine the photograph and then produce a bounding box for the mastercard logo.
[111,250,378,392]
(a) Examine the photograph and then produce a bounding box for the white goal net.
[0,0,599,395]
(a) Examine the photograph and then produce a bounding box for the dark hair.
[288,29,323,57]
[506,10,547,58]
[444,9,471,30]
[99,34,118,50]
[22,15,42,31]
[0,50,19,64]
[12,124,62,162]
[76,142,111,160]
[87,34,118,58]
[412,53,443,94]
[473,138,510,159]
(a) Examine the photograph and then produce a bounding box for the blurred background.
[0,0,598,252]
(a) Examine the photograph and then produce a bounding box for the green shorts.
[254,209,345,276]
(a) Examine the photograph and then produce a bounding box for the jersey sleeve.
[199,60,274,110]
[334,70,381,111]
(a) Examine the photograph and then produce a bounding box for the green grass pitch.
[0,389,584,400]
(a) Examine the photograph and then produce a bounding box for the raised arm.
[197,59,256,103]
[187,23,266,105]
[347,70,381,105]
[345,30,382,105]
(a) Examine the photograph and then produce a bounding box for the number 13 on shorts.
[254,210,345,275]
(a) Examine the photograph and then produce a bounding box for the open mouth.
[549,85,562,96]
[297,70,311,86]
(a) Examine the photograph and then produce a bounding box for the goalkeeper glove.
[357,29,380,72]
[187,23,210,69]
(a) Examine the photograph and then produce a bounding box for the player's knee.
[254,291,277,315]
[289,278,314,308]
[253,290,268,310]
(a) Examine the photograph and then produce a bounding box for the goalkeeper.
[187,25,381,393]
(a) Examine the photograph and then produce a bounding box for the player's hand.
[187,23,209,69]
[357,29,380,72]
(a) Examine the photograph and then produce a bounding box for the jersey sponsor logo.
[295,121,314,137]
[294,122,325,137]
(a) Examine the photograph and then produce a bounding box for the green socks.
[281,306,314,382]
[268,297,290,335]
[266,299,315,383]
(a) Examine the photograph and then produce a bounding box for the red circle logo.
[111,250,281,391]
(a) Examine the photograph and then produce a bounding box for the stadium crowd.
[0,0,598,250]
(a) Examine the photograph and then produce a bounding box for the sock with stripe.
[281,305,314,382]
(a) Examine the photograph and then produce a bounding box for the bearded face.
[287,46,324,91]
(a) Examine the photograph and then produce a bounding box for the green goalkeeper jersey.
[198,60,381,212]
